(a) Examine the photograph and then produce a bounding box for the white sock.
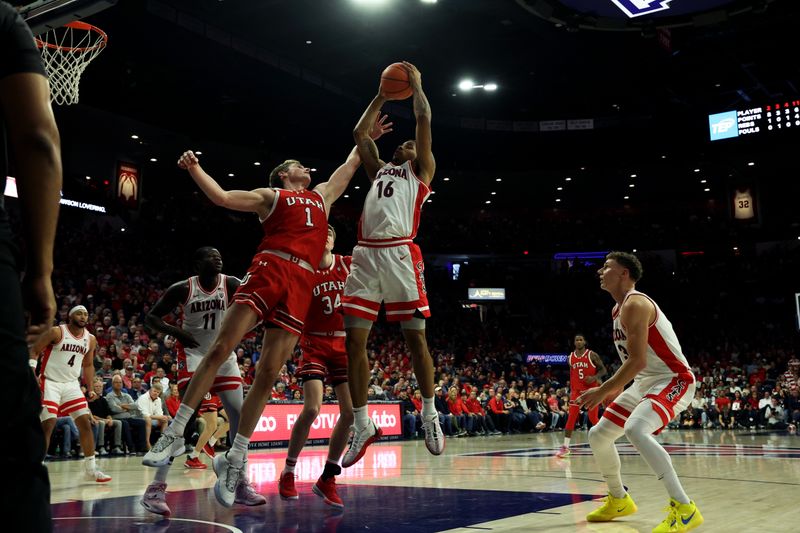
[563,436,571,447]
[169,404,195,436]
[588,420,627,499]
[421,397,436,418]
[227,434,250,467]
[283,456,298,474]
[625,411,690,504]
[84,454,96,473]
[154,465,170,483]
[208,436,217,447]
[353,406,369,431]
[189,451,199,460]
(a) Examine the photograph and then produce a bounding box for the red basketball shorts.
[297,333,348,386]
[233,251,316,335]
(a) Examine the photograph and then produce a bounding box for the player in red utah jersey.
[144,116,391,509]
[556,333,607,458]
[30,306,111,482]
[278,225,353,509]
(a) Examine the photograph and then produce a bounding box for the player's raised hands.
[370,114,393,141]
[177,150,200,170]
[402,61,422,90]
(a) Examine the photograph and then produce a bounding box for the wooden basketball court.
[47,429,800,532]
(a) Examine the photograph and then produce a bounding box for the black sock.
[321,461,341,480]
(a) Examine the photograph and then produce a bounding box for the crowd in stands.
[30,206,800,458]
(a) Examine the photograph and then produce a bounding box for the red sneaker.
[312,476,343,509]
[184,456,207,469]
[278,471,298,500]
[202,442,216,458]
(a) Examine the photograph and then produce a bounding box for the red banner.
[116,161,140,209]
[250,402,402,445]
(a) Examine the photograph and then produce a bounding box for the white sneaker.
[142,432,185,467]
[85,469,112,483]
[341,421,382,468]
[422,414,445,455]
[213,452,245,508]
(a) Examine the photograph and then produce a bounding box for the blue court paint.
[51,484,600,532]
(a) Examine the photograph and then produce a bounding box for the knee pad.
[344,315,374,330]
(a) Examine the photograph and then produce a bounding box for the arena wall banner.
[250,401,402,449]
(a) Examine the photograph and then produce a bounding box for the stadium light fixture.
[458,79,475,91]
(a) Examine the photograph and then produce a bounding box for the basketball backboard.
[18,0,117,35]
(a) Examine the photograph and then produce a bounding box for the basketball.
[380,62,413,100]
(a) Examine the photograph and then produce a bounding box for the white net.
[36,21,107,105]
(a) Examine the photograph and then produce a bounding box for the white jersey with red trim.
[181,274,229,359]
[357,160,430,244]
[41,325,90,383]
[611,289,692,383]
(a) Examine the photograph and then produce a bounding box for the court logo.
[611,0,672,18]
[709,111,739,141]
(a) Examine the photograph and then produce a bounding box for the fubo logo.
[611,0,672,18]
[708,111,739,141]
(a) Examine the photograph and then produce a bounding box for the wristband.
[29,359,38,369]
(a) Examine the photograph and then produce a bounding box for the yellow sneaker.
[652,499,704,532]
[586,493,638,522]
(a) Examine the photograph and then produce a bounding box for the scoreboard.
[708,100,800,141]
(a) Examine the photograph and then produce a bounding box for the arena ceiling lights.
[514,0,779,31]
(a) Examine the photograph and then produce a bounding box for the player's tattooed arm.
[353,95,388,181]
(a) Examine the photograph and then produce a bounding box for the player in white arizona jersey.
[140,247,264,515]
[343,61,443,467]
[576,252,704,533]
[30,305,111,482]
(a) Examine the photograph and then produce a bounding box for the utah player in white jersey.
[30,305,111,482]
[140,247,264,515]
[576,252,704,533]
[343,62,443,466]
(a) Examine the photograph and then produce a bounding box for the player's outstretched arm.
[145,281,199,348]
[0,72,61,342]
[576,297,652,409]
[403,62,436,186]
[28,325,61,361]
[178,150,275,218]
[353,95,389,181]
[320,114,392,205]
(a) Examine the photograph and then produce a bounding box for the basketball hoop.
[35,21,107,105]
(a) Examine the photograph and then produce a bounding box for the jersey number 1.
[304,207,313,227]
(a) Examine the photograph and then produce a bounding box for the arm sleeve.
[0,3,47,80]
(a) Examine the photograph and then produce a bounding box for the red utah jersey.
[303,255,351,333]
[569,349,598,390]
[258,188,328,268]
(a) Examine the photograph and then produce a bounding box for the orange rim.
[35,21,108,53]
